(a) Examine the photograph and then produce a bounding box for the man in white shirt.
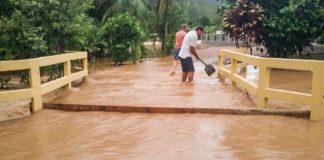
[178,26,204,83]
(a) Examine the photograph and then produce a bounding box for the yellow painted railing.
[0,52,88,112]
[217,49,324,120]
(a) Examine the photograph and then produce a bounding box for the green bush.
[261,0,323,57]
[166,33,176,55]
[225,0,324,58]
[100,13,144,64]
[0,0,95,60]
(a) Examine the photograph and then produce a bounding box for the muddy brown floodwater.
[1,46,323,159]
[0,110,324,160]
[48,47,312,111]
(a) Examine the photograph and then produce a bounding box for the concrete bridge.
[1,47,324,120]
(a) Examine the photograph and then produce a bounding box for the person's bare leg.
[188,72,194,83]
[182,72,188,82]
[170,60,178,76]
[172,60,178,71]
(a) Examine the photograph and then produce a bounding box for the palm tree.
[96,0,192,55]
[95,0,172,53]
[95,0,147,21]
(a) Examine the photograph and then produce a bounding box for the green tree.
[154,1,187,54]
[0,0,95,60]
[197,16,211,26]
[96,0,187,55]
[0,0,14,17]
[0,11,47,60]
[212,9,224,31]
[261,0,323,57]
[225,0,324,58]
[100,13,144,64]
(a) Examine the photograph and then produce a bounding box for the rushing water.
[1,46,323,159]
[49,47,312,111]
[0,110,324,160]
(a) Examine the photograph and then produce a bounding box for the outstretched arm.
[190,46,200,60]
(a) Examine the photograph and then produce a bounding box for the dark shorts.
[173,48,181,60]
[180,57,195,72]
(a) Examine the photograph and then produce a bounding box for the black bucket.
[199,59,216,76]
[204,64,216,76]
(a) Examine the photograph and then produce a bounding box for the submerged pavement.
[46,47,311,117]
[1,47,321,160]
[1,110,324,160]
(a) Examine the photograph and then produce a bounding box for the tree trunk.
[161,0,170,55]
[153,39,156,57]
[162,20,169,55]
[235,37,240,48]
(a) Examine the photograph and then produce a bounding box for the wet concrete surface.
[0,110,323,160]
[48,47,311,112]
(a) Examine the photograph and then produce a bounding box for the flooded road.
[1,46,322,159]
[49,47,258,110]
[49,47,311,111]
[0,110,324,160]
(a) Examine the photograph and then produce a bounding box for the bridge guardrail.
[0,52,88,112]
[217,49,324,120]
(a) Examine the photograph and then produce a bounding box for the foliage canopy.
[100,13,144,63]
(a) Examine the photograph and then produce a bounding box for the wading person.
[178,26,204,83]
[169,24,188,76]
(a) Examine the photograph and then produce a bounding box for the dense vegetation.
[0,0,224,62]
[1,0,323,61]
[100,13,144,64]
[0,0,225,87]
[0,0,94,60]
[224,0,324,57]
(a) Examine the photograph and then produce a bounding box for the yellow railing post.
[310,69,324,121]
[82,57,88,81]
[217,53,224,81]
[64,60,72,90]
[29,60,42,112]
[256,65,270,109]
[231,58,238,87]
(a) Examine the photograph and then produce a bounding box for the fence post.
[82,57,88,81]
[231,58,238,87]
[29,60,42,112]
[256,65,270,109]
[310,69,324,120]
[64,60,71,90]
[217,53,224,81]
